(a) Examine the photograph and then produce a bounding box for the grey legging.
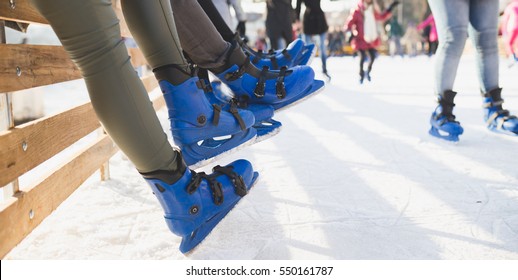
[30,0,187,173]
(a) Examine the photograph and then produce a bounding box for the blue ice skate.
[237,35,315,70]
[216,60,324,112]
[141,158,259,254]
[483,88,518,136]
[208,80,282,139]
[159,77,256,168]
[429,90,464,142]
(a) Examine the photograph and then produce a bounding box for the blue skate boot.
[141,155,259,253]
[237,35,315,70]
[155,66,257,168]
[429,90,464,142]
[483,88,518,136]
[208,80,282,140]
[211,42,325,112]
[196,69,283,140]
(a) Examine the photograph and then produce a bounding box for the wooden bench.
[0,0,165,258]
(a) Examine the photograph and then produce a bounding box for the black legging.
[359,48,377,75]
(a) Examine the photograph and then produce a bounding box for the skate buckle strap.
[276,66,288,99]
[186,170,224,206]
[196,79,213,93]
[254,66,268,98]
[270,56,279,69]
[282,49,292,61]
[252,54,261,64]
[483,99,504,109]
[486,109,515,128]
[212,165,247,197]
[234,96,249,108]
[224,59,250,81]
[212,104,221,126]
[228,102,247,130]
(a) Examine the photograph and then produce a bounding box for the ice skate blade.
[253,121,282,144]
[428,127,460,142]
[487,126,518,137]
[181,172,260,255]
[186,128,257,169]
[273,79,326,112]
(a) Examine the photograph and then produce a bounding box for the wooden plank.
[0,102,101,187]
[0,135,118,258]
[0,44,82,93]
[0,0,47,25]
[0,0,129,28]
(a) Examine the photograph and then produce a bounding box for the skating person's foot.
[212,42,324,112]
[155,72,257,168]
[141,156,259,254]
[429,90,464,142]
[236,35,315,70]
[365,71,371,82]
[483,88,518,136]
[323,69,331,81]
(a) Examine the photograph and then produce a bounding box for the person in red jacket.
[344,0,398,83]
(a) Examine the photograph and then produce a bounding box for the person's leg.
[358,50,366,82]
[366,48,376,77]
[470,0,518,134]
[168,0,232,69]
[318,32,328,74]
[428,0,470,94]
[427,0,469,141]
[468,0,499,93]
[197,0,235,42]
[31,0,178,173]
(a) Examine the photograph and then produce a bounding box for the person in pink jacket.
[344,0,399,83]
[417,13,438,56]
[501,0,518,62]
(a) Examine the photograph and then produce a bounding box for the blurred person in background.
[295,0,330,79]
[417,13,438,56]
[343,0,399,84]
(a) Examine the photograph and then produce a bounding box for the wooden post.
[0,20,20,199]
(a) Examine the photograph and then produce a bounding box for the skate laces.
[211,103,246,131]
[185,166,247,206]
